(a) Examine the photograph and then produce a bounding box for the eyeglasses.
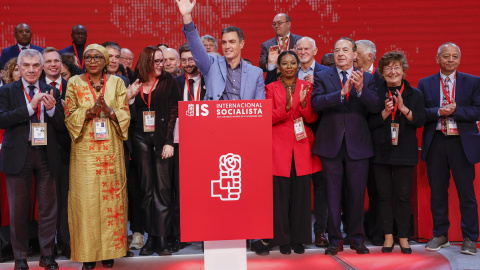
[154,59,165,65]
[383,66,402,72]
[271,21,288,27]
[84,55,104,63]
[109,55,120,59]
[180,57,195,64]
[120,57,134,61]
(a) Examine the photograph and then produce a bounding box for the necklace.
[89,74,105,91]
[280,76,297,93]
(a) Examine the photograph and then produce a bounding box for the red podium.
[179,100,273,270]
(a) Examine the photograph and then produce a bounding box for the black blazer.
[259,33,303,72]
[368,80,426,165]
[174,74,206,101]
[0,80,66,175]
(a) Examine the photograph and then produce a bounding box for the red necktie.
[441,77,450,135]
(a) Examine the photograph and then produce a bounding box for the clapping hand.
[127,79,142,100]
[340,77,353,97]
[90,94,103,115]
[350,70,364,92]
[285,87,294,112]
[42,90,57,110]
[299,84,309,108]
[392,90,405,111]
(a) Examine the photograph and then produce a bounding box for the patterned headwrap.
[83,44,109,68]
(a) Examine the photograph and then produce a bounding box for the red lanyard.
[141,79,158,109]
[371,67,376,74]
[387,82,405,122]
[86,73,107,103]
[22,83,41,121]
[51,80,63,94]
[440,72,456,103]
[277,36,289,50]
[73,43,85,69]
[186,73,201,101]
[339,73,350,101]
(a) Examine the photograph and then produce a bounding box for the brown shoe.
[315,232,329,248]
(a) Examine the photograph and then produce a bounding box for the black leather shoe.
[39,256,59,270]
[350,241,370,254]
[82,262,96,270]
[124,251,135,257]
[292,243,305,254]
[325,244,343,255]
[251,240,269,255]
[156,237,172,256]
[14,259,29,270]
[381,242,394,253]
[171,238,180,253]
[280,244,291,255]
[140,236,157,256]
[315,232,329,248]
[101,259,114,268]
[400,245,412,254]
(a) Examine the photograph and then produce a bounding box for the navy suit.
[418,71,480,241]
[311,66,380,245]
[59,44,85,70]
[0,44,43,69]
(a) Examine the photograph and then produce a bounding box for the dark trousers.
[55,153,70,245]
[170,143,180,239]
[131,131,172,237]
[127,158,144,234]
[426,133,479,241]
[372,163,414,238]
[312,170,328,233]
[320,139,369,245]
[271,158,312,246]
[365,164,383,241]
[6,146,57,259]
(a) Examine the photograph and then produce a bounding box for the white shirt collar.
[17,44,31,50]
[21,78,39,91]
[367,63,374,73]
[45,76,62,87]
[336,66,354,76]
[301,61,315,72]
[186,73,201,83]
[440,70,455,82]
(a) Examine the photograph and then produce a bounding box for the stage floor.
[0,242,478,270]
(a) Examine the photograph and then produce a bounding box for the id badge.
[391,123,399,145]
[294,117,307,141]
[93,118,109,141]
[446,117,459,135]
[143,111,155,132]
[31,123,47,146]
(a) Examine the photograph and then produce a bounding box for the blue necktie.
[28,85,39,123]
[341,71,347,86]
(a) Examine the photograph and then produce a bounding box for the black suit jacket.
[259,33,303,72]
[418,71,480,164]
[0,80,66,175]
[174,74,206,101]
[311,66,380,159]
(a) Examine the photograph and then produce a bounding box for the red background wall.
[1,0,480,240]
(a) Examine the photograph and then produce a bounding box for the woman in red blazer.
[266,51,321,255]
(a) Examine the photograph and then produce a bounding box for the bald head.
[272,13,291,37]
[15,23,32,46]
[71,25,87,45]
[120,48,134,69]
[162,48,180,74]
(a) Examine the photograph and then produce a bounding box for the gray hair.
[356,40,377,60]
[437,42,461,57]
[201,35,218,50]
[105,44,121,54]
[18,49,44,66]
[296,37,316,49]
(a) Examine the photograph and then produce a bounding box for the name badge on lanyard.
[391,123,399,145]
[294,117,307,141]
[32,123,47,145]
[141,79,158,132]
[94,118,109,141]
[447,118,459,135]
[143,111,155,132]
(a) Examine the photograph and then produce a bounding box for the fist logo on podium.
[186,104,195,116]
[211,153,242,201]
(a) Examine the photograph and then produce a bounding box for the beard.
[184,65,198,75]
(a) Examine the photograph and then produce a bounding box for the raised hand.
[268,45,280,66]
[299,84,309,108]
[176,0,196,24]
[340,77,353,97]
[42,90,57,110]
[392,90,405,111]
[127,79,142,100]
[90,95,103,115]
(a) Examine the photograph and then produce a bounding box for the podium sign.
[179,100,273,242]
